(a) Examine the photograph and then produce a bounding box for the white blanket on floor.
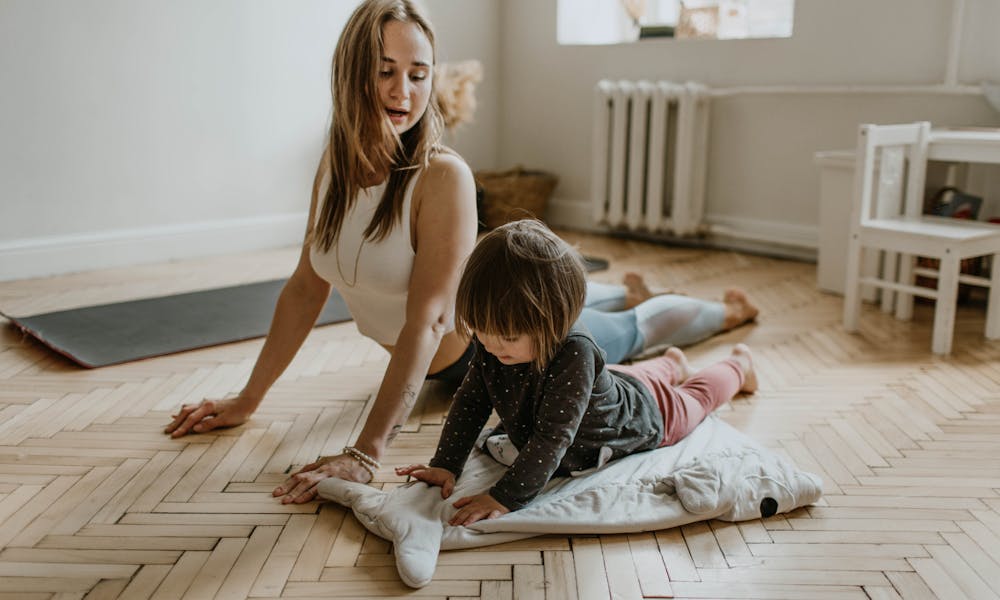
[317,416,822,588]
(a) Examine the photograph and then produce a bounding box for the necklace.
[334,182,383,288]
[335,235,365,288]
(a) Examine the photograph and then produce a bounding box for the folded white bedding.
[318,416,822,588]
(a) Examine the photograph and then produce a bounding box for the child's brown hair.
[456,219,586,370]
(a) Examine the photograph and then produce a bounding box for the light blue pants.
[580,281,726,364]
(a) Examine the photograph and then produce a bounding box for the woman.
[164,0,758,504]
[167,0,477,500]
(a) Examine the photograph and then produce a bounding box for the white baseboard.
[0,213,308,282]
[546,198,818,261]
[703,214,818,261]
[5,203,819,282]
[545,197,608,233]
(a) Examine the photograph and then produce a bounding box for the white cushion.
[317,416,822,588]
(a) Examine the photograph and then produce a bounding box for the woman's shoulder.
[411,147,476,215]
[422,146,473,183]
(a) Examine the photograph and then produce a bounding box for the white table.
[815,127,1000,295]
[928,128,1000,164]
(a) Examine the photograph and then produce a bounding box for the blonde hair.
[456,220,587,371]
[313,0,445,252]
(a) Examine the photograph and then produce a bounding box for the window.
[557,0,794,45]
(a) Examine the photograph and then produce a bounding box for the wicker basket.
[475,166,558,229]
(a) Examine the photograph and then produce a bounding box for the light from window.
[557,0,794,45]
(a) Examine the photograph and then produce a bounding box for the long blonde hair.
[313,0,445,252]
[456,220,587,371]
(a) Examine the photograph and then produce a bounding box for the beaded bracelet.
[343,446,379,481]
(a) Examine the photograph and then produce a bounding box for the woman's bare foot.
[663,347,693,384]
[730,343,758,394]
[623,272,655,309]
[722,288,759,330]
[623,272,681,309]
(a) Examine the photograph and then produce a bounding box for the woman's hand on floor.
[395,464,456,499]
[449,493,509,526]
[273,454,372,504]
[164,393,257,438]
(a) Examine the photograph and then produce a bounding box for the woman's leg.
[584,281,629,311]
[584,273,664,312]
[580,294,727,363]
[583,269,758,361]
[578,307,640,364]
[633,295,727,350]
[633,289,758,351]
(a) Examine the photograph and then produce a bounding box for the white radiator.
[591,80,710,236]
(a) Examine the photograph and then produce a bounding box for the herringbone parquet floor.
[1,231,999,599]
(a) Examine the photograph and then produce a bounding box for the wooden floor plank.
[252,514,317,596]
[180,537,246,599]
[570,538,610,600]
[287,505,345,581]
[655,527,699,582]
[626,532,674,597]
[512,564,545,600]
[118,564,171,600]
[542,550,578,600]
[3,235,1000,598]
[906,557,972,600]
[215,525,283,600]
[149,550,210,600]
[600,534,643,599]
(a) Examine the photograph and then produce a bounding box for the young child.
[395,220,757,526]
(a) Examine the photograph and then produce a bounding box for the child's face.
[474,331,535,365]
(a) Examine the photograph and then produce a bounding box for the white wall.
[498,0,1000,255]
[428,0,501,170]
[5,0,1000,281]
[0,0,500,281]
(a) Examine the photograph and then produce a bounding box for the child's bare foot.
[663,347,693,383]
[722,288,759,330]
[730,343,758,394]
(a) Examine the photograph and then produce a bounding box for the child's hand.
[449,493,509,526]
[394,464,456,499]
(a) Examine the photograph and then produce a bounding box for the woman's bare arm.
[273,152,477,502]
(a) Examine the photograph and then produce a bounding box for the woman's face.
[377,20,433,135]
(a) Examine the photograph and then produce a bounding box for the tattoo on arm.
[403,384,418,408]
[387,384,417,443]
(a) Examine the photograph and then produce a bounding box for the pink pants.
[608,356,744,447]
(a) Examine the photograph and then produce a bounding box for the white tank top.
[309,172,421,346]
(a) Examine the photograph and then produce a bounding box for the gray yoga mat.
[1,280,352,368]
[2,256,608,369]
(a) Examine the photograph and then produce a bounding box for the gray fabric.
[318,416,823,588]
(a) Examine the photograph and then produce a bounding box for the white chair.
[842,121,1000,355]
